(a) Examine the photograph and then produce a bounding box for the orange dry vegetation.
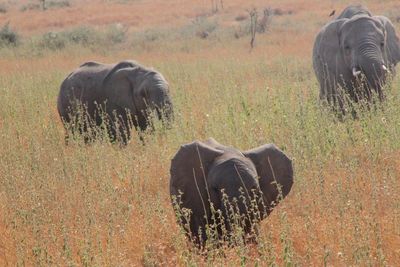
[0,0,398,35]
[0,0,400,265]
[3,0,315,34]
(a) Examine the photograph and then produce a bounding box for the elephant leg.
[316,62,330,104]
[377,87,385,102]
[373,79,385,102]
[71,111,92,143]
[323,74,346,115]
[60,115,72,145]
[318,84,329,105]
[107,109,134,145]
[136,112,150,132]
[115,112,132,145]
[319,67,341,110]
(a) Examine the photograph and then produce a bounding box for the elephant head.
[170,138,293,246]
[336,4,371,19]
[313,5,400,107]
[134,70,174,126]
[102,61,173,131]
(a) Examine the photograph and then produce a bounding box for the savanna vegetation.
[0,0,400,265]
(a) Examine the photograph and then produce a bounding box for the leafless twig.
[249,8,258,51]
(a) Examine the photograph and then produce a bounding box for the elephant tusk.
[382,65,388,72]
[352,68,361,77]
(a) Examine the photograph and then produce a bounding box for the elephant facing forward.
[170,138,293,247]
[313,5,400,111]
[57,60,173,144]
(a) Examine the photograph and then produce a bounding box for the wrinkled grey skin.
[336,4,371,19]
[57,60,173,144]
[170,138,293,246]
[313,5,400,111]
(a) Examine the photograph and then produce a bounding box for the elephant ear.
[314,19,347,64]
[244,144,293,212]
[170,141,224,241]
[101,67,139,113]
[376,16,400,66]
[313,19,347,98]
[102,61,144,114]
[79,61,102,68]
[336,5,371,19]
[103,60,139,83]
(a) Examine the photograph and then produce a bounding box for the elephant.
[313,5,400,112]
[57,60,173,144]
[170,138,293,247]
[336,4,371,19]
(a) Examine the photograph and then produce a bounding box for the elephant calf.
[313,5,400,112]
[57,60,173,144]
[170,138,293,247]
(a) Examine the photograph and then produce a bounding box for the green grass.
[0,36,400,265]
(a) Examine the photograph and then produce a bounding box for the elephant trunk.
[139,81,173,129]
[360,58,387,100]
[352,43,388,100]
[160,94,174,125]
[150,87,173,127]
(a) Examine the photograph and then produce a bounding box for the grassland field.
[0,0,400,265]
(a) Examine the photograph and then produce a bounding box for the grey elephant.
[170,138,293,246]
[313,5,400,111]
[336,4,371,19]
[57,60,173,144]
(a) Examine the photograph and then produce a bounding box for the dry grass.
[1,0,400,265]
[0,0,398,35]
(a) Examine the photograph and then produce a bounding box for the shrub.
[235,14,248,22]
[234,8,273,39]
[39,32,66,50]
[105,23,127,44]
[233,19,251,39]
[46,0,70,9]
[0,3,7,13]
[132,28,170,44]
[272,8,284,16]
[0,22,19,47]
[64,26,98,46]
[20,3,41,12]
[181,16,218,39]
[257,8,273,33]
[20,0,69,11]
[38,26,100,50]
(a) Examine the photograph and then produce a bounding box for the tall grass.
[1,2,400,264]
[0,46,399,265]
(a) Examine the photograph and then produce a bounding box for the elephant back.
[102,60,140,85]
[336,5,371,20]
[57,62,111,120]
